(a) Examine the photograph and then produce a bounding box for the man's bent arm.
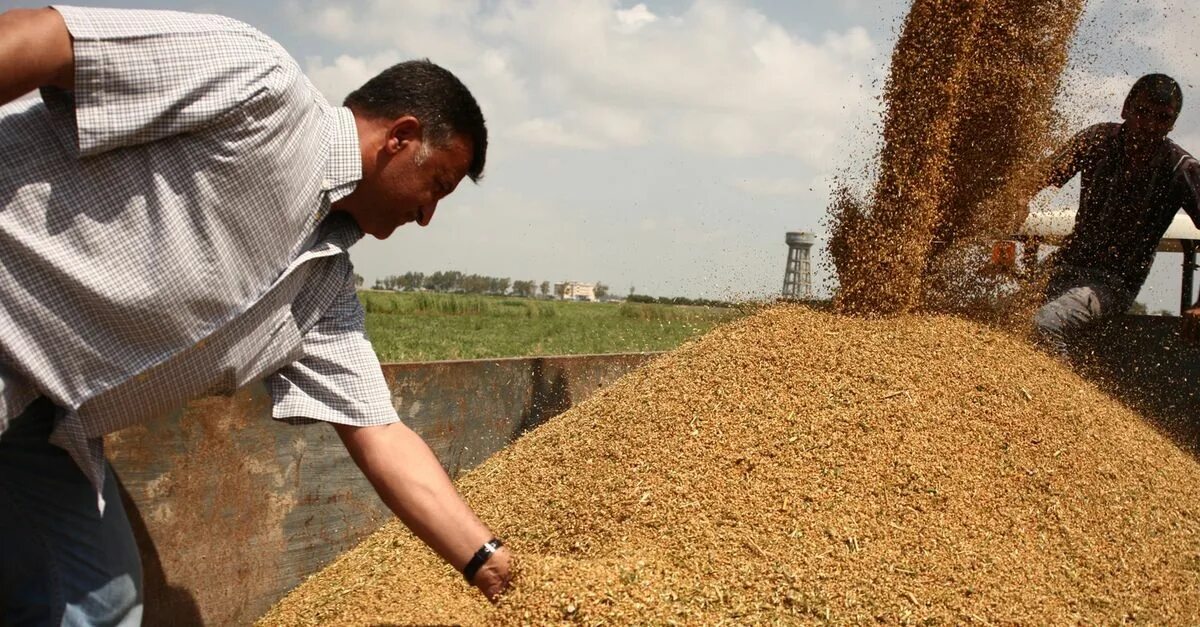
[333,421,512,600]
[0,8,72,106]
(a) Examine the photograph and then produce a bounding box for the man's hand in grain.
[472,546,513,602]
[1183,305,1200,341]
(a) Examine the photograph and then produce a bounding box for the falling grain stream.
[831,0,1084,317]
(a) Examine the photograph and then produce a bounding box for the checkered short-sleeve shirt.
[0,6,399,508]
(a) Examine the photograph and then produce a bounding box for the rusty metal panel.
[387,353,656,477]
[106,391,342,626]
[105,352,659,626]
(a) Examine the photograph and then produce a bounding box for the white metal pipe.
[1019,209,1200,253]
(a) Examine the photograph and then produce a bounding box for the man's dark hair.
[345,59,488,181]
[1125,73,1183,115]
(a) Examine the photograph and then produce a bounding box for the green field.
[359,291,745,362]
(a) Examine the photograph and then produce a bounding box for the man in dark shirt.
[1034,74,1200,354]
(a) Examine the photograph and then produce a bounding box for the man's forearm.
[0,8,74,107]
[333,421,495,571]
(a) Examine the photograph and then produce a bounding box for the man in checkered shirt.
[0,6,511,624]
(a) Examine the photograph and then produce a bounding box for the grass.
[359,291,745,362]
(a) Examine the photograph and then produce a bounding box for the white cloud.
[302,53,378,105]
[615,3,657,34]
[301,3,356,40]
[289,0,481,50]
[290,0,882,163]
[1062,0,1200,133]
[511,118,602,150]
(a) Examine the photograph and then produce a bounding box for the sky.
[7,0,1200,311]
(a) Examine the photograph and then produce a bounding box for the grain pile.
[262,306,1200,625]
[830,0,1084,317]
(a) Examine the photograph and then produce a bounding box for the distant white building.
[556,281,596,302]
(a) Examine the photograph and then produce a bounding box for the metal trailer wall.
[105,352,659,626]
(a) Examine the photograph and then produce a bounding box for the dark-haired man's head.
[337,60,488,238]
[1121,73,1182,144]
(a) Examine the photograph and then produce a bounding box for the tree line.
[372,271,610,299]
[626,294,734,308]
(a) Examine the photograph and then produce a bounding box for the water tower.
[782,231,815,300]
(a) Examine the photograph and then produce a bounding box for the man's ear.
[386,116,423,153]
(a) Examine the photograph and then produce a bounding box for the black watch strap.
[462,538,503,583]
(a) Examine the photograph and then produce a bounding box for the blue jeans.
[0,398,143,626]
[1035,267,1134,356]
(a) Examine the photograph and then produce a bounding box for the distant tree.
[424,271,444,291]
[1152,308,1175,317]
[540,280,550,297]
[354,273,364,288]
[554,282,566,299]
[594,282,609,299]
[482,276,511,295]
[629,285,635,296]
[448,271,465,291]
[399,271,425,291]
[623,293,731,307]
[462,274,488,294]
[375,275,402,290]
[425,270,464,292]
[512,280,535,297]
[1128,301,1149,316]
